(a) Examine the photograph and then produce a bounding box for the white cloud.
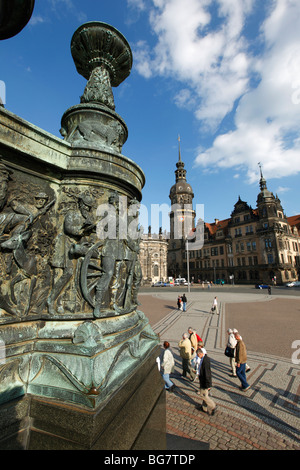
[174,88,197,110]
[134,0,254,130]
[29,15,46,26]
[277,186,290,194]
[134,0,300,183]
[194,0,300,182]
[48,0,87,22]
[127,0,147,11]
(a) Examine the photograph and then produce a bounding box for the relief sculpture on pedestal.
[0,21,160,419]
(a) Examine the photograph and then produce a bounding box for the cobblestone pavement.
[139,290,300,451]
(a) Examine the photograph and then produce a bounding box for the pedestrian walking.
[190,339,206,382]
[160,341,175,392]
[234,332,250,391]
[268,285,272,295]
[177,296,182,311]
[210,296,219,314]
[197,339,206,353]
[226,328,237,377]
[233,329,251,373]
[182,293,187,311]
[195,348,217,415]
[178,333,192,378]
[188,327,198,357]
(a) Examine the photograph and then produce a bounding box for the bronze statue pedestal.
[0,21,166,450]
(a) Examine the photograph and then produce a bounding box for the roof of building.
[287,215,300,234]
[205,218,230,235]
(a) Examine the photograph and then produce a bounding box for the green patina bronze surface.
[0,22,159,413]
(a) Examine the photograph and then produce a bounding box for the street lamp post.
[186,238,190,293]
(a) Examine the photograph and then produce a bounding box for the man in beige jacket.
[178,333,192,378]
[188,327,198,357]
[235,332,250,391]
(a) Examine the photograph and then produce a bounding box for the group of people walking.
[159,327,217,416]
[177,294,218,315]
[158,325,251,417]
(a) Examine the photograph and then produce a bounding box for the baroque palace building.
[139,226,168,285]
[167,148,300,285]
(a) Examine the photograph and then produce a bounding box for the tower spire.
[258,162,267,191]
[178,134,182,162]
[176,135,185,176]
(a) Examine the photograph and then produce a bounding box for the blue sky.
[1,0,300,233]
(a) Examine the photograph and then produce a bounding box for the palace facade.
[139,227,168,285]
[167,148,300,285]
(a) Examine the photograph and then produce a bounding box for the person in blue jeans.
[182,294,187,312]
[234,332,250,391]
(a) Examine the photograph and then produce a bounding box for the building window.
[265,239,272,248]
[267,254,274,264]
[153,265,159,276]
[252,241,257,251]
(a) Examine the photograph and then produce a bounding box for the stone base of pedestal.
[0,348,166,450]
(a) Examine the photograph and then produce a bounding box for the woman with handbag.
[211,296,219,314]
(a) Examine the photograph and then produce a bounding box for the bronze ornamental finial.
[70,22,133,110]
[0,0,35,40]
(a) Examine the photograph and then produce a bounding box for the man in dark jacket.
[195,348,217,415]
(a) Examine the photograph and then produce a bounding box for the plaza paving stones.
[139,289,300,450]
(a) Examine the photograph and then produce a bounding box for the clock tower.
[168,137,195,278]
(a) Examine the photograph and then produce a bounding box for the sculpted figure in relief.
[47,194,97,315]
[0,183,55,316]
